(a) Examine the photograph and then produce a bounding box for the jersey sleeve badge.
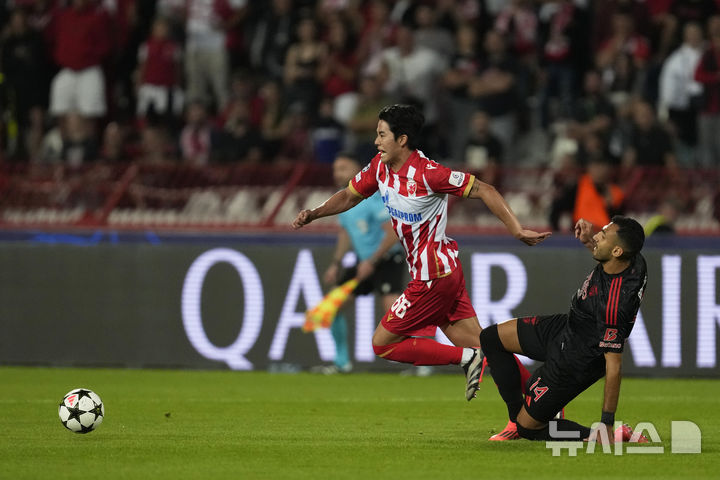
[449,171,466,187]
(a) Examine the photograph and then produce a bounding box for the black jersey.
[547,254,648,384]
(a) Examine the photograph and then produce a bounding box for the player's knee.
[479,324,503,352]
[372,343,395,358]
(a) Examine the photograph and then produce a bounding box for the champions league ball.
[58,388,105,434]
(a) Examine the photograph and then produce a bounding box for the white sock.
[460,348,475,367]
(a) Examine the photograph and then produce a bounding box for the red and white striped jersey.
[349,150,475,281]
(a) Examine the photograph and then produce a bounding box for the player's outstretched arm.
[468,179,551,246]
[574,218,596,251]
[292,187,363,229]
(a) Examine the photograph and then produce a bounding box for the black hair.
[611,215,645,260]
[377,104,425,150]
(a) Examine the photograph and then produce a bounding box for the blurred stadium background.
[1,0,719,371]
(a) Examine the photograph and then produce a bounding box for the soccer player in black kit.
[480,216,648,442]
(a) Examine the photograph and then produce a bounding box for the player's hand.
[515,229,552,246]
[574,218,594,243]
[356,260,375,281]
[593,424,616,444]
[585,424,616,444]
[292,209,315,229]
[323,264,339,285]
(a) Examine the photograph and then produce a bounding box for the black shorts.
[517,314,597,423]
[339,251,406,296]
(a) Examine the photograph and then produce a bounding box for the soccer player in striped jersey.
[479,217,649,442]
[293,104,551,401]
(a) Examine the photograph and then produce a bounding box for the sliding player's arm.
[595,273,642,443]
[293,188,363,229]
[599,351,623,443]
[467,178,552,246]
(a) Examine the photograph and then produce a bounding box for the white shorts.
[136,84,184,116]
[49,66,107,117]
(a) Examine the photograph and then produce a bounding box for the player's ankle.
[460,348,476,367]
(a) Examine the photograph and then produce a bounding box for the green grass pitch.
[0,367,717,479]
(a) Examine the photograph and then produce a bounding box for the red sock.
[514,355,531,395]
[373,338,463,366]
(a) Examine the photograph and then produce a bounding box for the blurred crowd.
[1,0,720,229]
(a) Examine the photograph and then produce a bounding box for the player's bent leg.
[439,316,481,347]
[371,323,467,366]
[497,319,522,353]
[516,407,591,441]
[493,318,533,392]
[480,324,526,422]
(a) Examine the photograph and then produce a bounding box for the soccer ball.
[58,388,104,434]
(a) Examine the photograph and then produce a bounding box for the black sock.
[480,324,523,422]
[517,419,592,441]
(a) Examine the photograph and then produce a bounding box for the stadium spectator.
[23,0,55,34]
[592,0,654,55]
[645,198,680,235]
[179,100,220,165]
[603,51,644,109]
[550,156,625,232]
[412,3,455,59]
[48,0,112,125]
[220,100,262,164]
[319,15,359,99]
[258,78,289,160]
[292,104,549,402]
[139,125,175,165]
[443,23,482,163]
[247,0,296,80]
[220,0,249,71]
[378,24,447,129]
[658,21,704,166]
[566,70,616,149]
[494,0,537,64]
[276,101,313,165]
[345,73,392,160]
[135,16,184,121]
[537,0,587,128]
[283,16,327,116]
[156,0,186,40]
[596,12,651,95]
[60,111,99,166]
[103,0,143,118]
[620,100,677,168]
[468,29,520,151]
[0,8,50,160]
[99,121,132,162]
[311,97,345,164]
[669,0,719,48]
[355,0,396,76]
[184,0,239,111]
[694,15,720,167]
[464,110,503,185]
